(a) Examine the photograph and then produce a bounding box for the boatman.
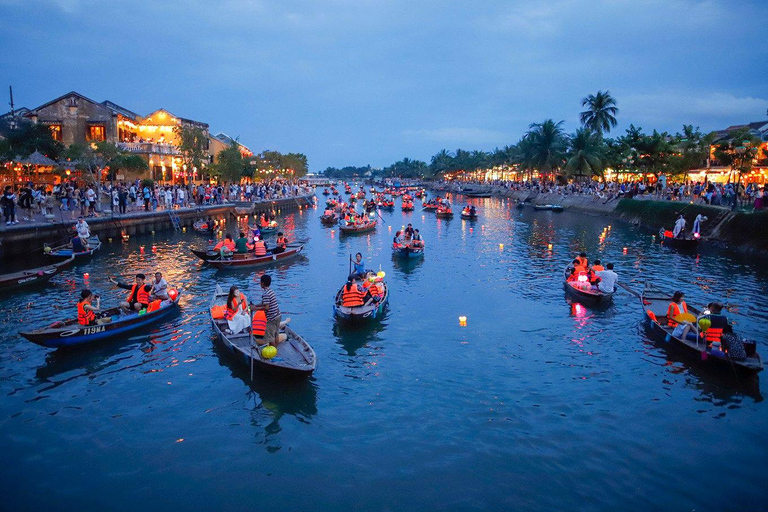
[150,272,169,301]
[252,274,281,347]
[594,263,618,293]
[693,214,707,236]
[352,252,366,279]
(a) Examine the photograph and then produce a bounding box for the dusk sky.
[1,0,766,171]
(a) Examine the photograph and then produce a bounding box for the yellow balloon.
[262,345,277,359]
[377,271,386,279]
[698,318,712,332]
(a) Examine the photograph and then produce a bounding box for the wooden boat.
[333,281,389,323]
[464,191,492,198]
[20,292,181,349]
[339,220,377,234]
[392,243,424,258]
[422,203,439,211]
[460,209,478,220]
[322,189,330,195]
[0,256,74,293]
[320,214,338,225]
[563,279,613,306]
[193,220,217,234]
[639,283,762,373]
[551,205,564,212]
[209,287,316,378]
[206,245,304,269]
[46,236,102,259]
[402,202,414,211]
[533,204,553,211]
[258,223,278,234]
[436,208,454,218]
[377,201,395,210]
[658,228,701,251]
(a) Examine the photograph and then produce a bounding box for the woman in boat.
[412,229,424,248]
[225,285,250,335]
[392,230,403,249]
[363,276,383,305]
[404,223,414,240]
[77,289,101,326]
[341,277,365,308]
[213,234,236,256]
[666,291,688,327]
[253,236,268,257]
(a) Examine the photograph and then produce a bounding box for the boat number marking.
[60,325,105,337]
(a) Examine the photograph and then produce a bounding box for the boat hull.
[207,246,303,269]
[393,246,424,258]
[563,281,613,306]
[658,229,700,251]
[0,256,73,293]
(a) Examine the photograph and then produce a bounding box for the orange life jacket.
[77,301,95,325]
[126,283,149,304]
[368,283,381,297]
[342,285,364,307]
[214,239,235,251]
[146,299,162,313]
[705,327,724,343]
[254,240,267,256]
[667,301,688,327]
[225,293,247,320]
[276,236,287,248]
[592,265,605,272]
[252,310,267,337]
[576,256,588,268]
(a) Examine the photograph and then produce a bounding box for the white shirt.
[595,269,618,293]
[76,220,90,238]
[673,217,686,237]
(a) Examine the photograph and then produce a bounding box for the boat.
[377,200,395,210]
[193,220,217,234]
[464,191,492,198]
[333,279,389,323]
[460,208,478,220]
[533,204,553,211]
[563,279,613,306]
[392,243,424,259]
[422,202,439,211]
[551,205,564,212]
[46,236,102,259]
[639,283,762,373]
[0,256,74,293]
[209,287,315,378]
[206,245,304,269]
[20,291,181,349]
[322,189,330,195]
[258,222,279,234]
[320,213,338,225]
[338,220,377,234]
[658,228,701,251]
[436,207,454,218]
[402,202,414,211]
[515,202,526,209]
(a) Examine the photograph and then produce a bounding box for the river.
[1,191,766,512]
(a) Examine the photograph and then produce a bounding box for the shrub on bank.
[615,199,723,229]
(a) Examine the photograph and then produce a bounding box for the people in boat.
[404,223,414,240]
[352,252,366,278]
[693,214,708,236]
[672,215,686,238]
[235,232,251,254]
[566,259,587,282]
[205,216,217,233]
[576,252,588,269]
[213,234,236,256]
[412,229,424,248]
[71,235,87,253]
[77,289,100,326]
[702,301,731,347]
[594,263,617,293]
[112,274,150,313]
[150,272,169,301]
[341,276,365,308]
[252,274,281,347]
[75,216,90,240]
[393,230,403,248]
[591,259,605,272]
[224,285,250,335]
[273,232,288,254]
[666,291,688,327]
[252,235,268,256]
[363,275,383,305]
[470,205,476,216]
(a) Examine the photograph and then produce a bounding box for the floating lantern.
[152,245,157,253]
[377,271,386,279]
[608,226,612,230]
[108,238,113,243]
[469,228,473,233]
[182,227,187,233]
[151,230,155,235]
[83,273,89,280]
[459,316,467,327]
[140,246,145,253]
[577,272,588,283]
[623,247,628,254]
[168,289,178,301]
[548,243,553,250]
[499,243,504,250]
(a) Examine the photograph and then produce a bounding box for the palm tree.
[580,91,618,138]
[527,119,567,179]
[565,129,604,181]
[429,149,454,176]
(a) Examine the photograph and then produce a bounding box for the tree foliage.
[174,124,209,172]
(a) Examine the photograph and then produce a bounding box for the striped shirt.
[262,288,281,320]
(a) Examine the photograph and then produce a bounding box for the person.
[412,229,424,248]
[112,274,150,313]
[594,263,617,293]
[77,289,100,326]
[253,274,281,347]
[341,276,365,308]
[273,232,288,254]
[576,252,588,269]
[404,223,414,239]
[213,234,236,256]
[352,252,365,278]
[149,272,169,301]
[2,185,17,225]
[75,216,90,239]
[224,285,250,335]
[703,301,731,346]
[71,235,86,253]
[470,205,476,216]
[393,230,403,248]
[363,276,382,305]
[666,291,688,327]
[253,236,268,257]
[591,259,605,272]
[234,232,250,254]
[693,214,707,236]
[571,258,587,276]
[672,215,686,238]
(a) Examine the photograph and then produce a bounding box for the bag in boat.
[721,333,747,360]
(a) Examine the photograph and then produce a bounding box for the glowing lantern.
[698,318,711,332]
[577,272,588,283]
[83,273,89,280]
[140,246,145,253]
[499,243,504,250]
[623,247,628,253]
[459,316,467,326]
[168,289,178,301]
[548,243,553,250]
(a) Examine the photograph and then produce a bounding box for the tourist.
[672,215,686,238]
[253,236,268,257]
[234,232,250,254]
[2,185,17,225]
[693,214,707,236]
[213,234,236,256]
[253,274,281,347]
[666,291,688,327]
[273,232,288,254]
[111,274,151,313]
[77,290,101,326]
[341,276,365,308]
[149,272,169,301]
[594,263,618,293]
[224,285,250,335]
[86,186,96,217]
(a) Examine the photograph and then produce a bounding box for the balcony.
[117,142,181,156]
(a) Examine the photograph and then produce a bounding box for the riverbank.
[0,194,315,259]
[431,182,768,256]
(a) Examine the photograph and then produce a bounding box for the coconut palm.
[565,129,604,180]
[526,119,567,178]
[580,91,618,138]
[429,149,454,176]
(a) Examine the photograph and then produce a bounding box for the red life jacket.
[667,301,688,327]
[77,301,95,325]
[705,327,723,343]
[342,285,364,307]
[126,283,149,304]
[254,240,267,256]
[252,310,267,337]
[277,236,287,248]
[225,293,247,320]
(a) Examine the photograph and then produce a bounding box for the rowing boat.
[639,283,762,373]
[46,236,102,259]
[0,256,74,293]
[392,243,424,259]
[339,220,377,234]
[320,214,338,225]
[658,228,700,251]
[20,292,181,349]
[209,287,316,378]
[333,281,389,323]
[563,279,614,306]
[460,210,478,220]
[533,204,553,211]
[205,245,304,269]
[193,220,217,234]
[435,209,454,218]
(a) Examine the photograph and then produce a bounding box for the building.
[706,120,768,184]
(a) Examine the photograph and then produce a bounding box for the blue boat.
[392,243,424,259]
[19,293,181,349]
[333,281,389,323]
[46,236,102,259]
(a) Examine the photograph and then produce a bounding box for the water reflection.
[390,253,424,277]
[332,320,387,356]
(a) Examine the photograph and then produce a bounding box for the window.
[49,124,62,141]
[87,124,106,141]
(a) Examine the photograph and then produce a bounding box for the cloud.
[402,127,507,146]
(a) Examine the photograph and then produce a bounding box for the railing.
[117,142,181,156]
